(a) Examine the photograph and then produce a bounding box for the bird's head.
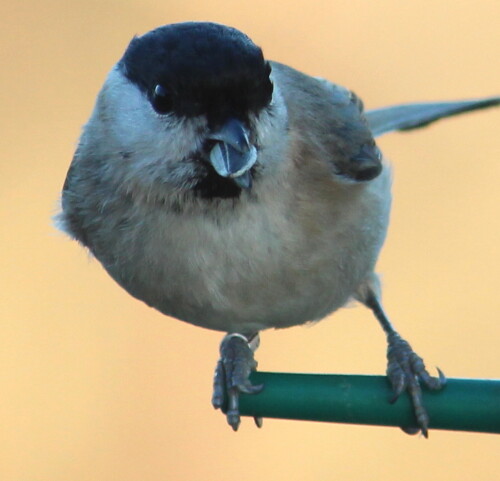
[82,22,285,203]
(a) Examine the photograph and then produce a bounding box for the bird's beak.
[207,118,257,189]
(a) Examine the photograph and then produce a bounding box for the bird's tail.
[366,96,500,137]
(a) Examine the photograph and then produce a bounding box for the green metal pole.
[236,373,500,434]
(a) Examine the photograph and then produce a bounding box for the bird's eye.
[151,84,173,114]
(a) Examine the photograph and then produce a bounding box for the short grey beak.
[207,118,257,189]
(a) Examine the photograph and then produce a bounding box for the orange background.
[1,1,499,480]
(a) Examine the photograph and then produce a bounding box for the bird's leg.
[212,332,264,431]
[364,290,446,437]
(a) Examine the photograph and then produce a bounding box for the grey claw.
[238,382,264,395]
[212,333,263,430]
[254,416,263,428]
[428,367,447,389]
[386,332,445,436]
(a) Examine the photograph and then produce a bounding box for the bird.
[56,21,499,435]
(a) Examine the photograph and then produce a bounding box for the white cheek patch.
[87,67,212,195]
[102,67,207,163]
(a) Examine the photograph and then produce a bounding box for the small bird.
[57,22,499,435]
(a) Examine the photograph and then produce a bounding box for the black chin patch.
[193,168,243,199]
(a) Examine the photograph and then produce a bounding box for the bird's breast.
[100,168,391,333]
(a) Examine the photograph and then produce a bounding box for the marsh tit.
[57,22,499,434]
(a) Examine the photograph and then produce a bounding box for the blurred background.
[1,1,499,480]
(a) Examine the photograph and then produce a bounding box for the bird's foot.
[386,332,446,437]
[212,333,264,431]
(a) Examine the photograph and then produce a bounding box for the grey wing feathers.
[366,96,500,138]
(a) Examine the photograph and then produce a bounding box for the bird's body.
[73,163,389,334]
[58,22,498,433]
[60,58,390,334]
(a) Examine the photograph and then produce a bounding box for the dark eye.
[151,84,173,114]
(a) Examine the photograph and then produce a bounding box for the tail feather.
[366,97,500,138]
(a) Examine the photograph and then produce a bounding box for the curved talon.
[436,367,447,386]
[212,333,263,430]
[236,380,264,394]
[419,367,447,391]
[254,416,263,428]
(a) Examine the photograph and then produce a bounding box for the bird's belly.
[118,232,366,333]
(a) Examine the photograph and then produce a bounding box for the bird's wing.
[366,97,500,138]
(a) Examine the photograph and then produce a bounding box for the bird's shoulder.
[269,61,364,117]
[268,61,381,182]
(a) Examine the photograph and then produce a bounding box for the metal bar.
[237,372,500,434]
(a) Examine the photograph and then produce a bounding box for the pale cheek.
[112,104,206,163]
[111,111,208,187]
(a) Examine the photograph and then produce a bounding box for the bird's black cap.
[120,22,273,123]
